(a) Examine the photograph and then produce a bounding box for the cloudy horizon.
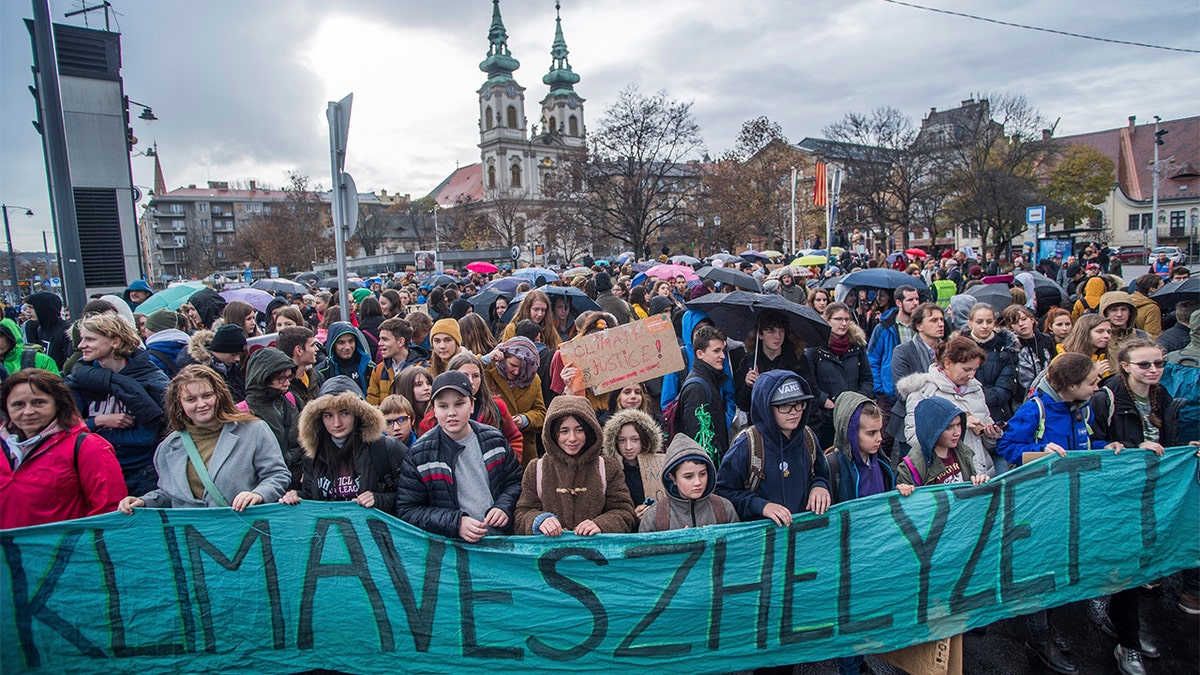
[1,0,1197,253]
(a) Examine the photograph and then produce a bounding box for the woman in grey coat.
[118,364,290,513]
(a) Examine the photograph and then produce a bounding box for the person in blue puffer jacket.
[317,322,375,396]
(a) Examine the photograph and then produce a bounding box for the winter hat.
[431,318,462,345]
[144,308,178,333]
[450,299,472,320]
[594,272,613,292]
[969,265,983,279]
[770,376,813,406]
[210,324,248,354]
[648,296,673,316]
[352,288,373,304]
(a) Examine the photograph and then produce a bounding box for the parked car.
[1112,246,1148,264]
[1151,245,1188,265]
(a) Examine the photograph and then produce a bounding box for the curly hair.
[78,313,142,358]
[164,364,256,431]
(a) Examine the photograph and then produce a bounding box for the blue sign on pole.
[1026,206,1046,225]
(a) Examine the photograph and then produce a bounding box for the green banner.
[3,448,1197,674]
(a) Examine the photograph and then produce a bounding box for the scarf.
[495,336,540,389]
[3,421,63,470]
[829,334,852,357]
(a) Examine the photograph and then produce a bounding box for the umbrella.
[1025,272,1069,310]
[315,277,363,290]
[686,290,830,346]
[791,255,827,266]
[133,281,205,313]
[886,252,905,264]
[252,278,307,295]
[829,246,846,255]
[696,265,762,292]
[709,253,742,265]
[512,267,559,284]
[763,250,785,260]
[616,251,636,264]
[466,261,500,274]
[221,287,275,313]
[905,248,928,258]
[422,274,461,288]
[646,264,699,281]
[631,261,655,273]
[564,266,592,277]
[670,254,702,266]
[481,276,526,294]
[1151,278,1200,308]
[467,287,513,311]
[838,268,929,291]
[965,284,1013,312]
[293,272,320,285]
[739,250,770,264]
[595,259,611,266]
[499,286,601,324]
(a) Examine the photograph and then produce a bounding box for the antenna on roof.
[64,1,114,31]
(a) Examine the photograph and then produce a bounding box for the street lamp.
[2,204,35,302]
[126,98,157,122]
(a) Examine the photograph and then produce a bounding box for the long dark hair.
[447,352,502,428]
[395,367,434,420]
[1116,338,1164,431]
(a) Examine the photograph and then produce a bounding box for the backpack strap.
[903,456,922,487]
[708,494,731,524]
[179,431,230,507]
[145,349,181,376]
[743,427,766,493]
[825,449,842,500]
[655,499,671,531]
[73,431,89,474]
[803,425,819,474]
[1033,397,1046,442]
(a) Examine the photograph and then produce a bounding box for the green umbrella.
[133,281,206,313]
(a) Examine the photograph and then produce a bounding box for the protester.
[598,382,657,427]
[0,317,59,378]
[514,395,636,536]
[366,318,425,405]
[179,325,248,401]
[379,394,416,446]
[777,267,806,305]
[378,289,404,319]
[638,433,737,532]
[483,336,545,465]
[122,279,155,312]
[395,371,523,541]
[1060,314,1115,381]
[23,291,71,368]
[1000,304,1056,394]
[417,352,524,462]
[222,300,261,339]
[601,407,664,520]
[1130,274,1164,338]
[897,336,999,477]
[895,397,990,490]
[499,290,561,352]
[0,369,125,528]
[866,285,919,456]
[356,296,385,358]
[1043,307,1074,346]
[278,379,408,513]
[1072,273,1107,320]
[1100,292,1148,357]
[885,302,945,460]
[716,371,832,524]
[1158,300,1198,352]
[804,302,873,448]
[594,272,634,324]
[317,322,375,395]
[395,366,434,428]
[959,303,1020,423]
[429,318,468,376]
[628,286,651,320]
[733,309,808,413]
[240,347,303,487]
[142,309,188,378]
[118,364,289,514]
[678,325,731,463]
[276,326,322,409]
[806,287,831,314]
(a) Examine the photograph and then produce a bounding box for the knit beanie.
[145,308,178,333]
[594,272,613,292]
[431,318,462,345]
[352,288,373,304]
[210,324,248,353]
[450,299,472,320]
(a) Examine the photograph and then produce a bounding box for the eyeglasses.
[1128,360,1165,371]
[772,401,805,414]
[385,416,410,426]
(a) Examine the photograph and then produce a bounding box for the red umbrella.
[466,261,499,274]
[905,248,928,258]
[443,269,460,276]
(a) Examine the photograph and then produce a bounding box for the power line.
[880,0,1200,54]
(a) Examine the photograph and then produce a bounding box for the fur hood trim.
[187,329,215,363]
[600,408,663,459]
[895,365,983,400]
[298,391,386,457]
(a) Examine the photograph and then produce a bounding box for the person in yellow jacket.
[1071,272,1107,320]
[932,268,958,308]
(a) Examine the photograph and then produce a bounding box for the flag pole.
[790,166,797,256]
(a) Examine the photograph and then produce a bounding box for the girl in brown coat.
[514,396,636,536]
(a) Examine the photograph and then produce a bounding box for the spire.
[542,2,580,94]
[479,0,520,83]
[152,142,167,196]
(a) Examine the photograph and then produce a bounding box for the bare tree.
[235,173,330,274]
[578,85,705,255]
[350,201,392,256]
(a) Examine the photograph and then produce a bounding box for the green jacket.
[0,318,59,377]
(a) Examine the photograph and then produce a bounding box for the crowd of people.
[0,243,1197,675]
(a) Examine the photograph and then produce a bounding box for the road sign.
[510,246,521,261]
[340,172,359,240]
[1026,206,1046,225]
[269,266,279,279]
[50,277,60,286]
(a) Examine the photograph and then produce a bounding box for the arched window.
[485,107,493,130]
[487,164,496,189]
[568,115,579,136]
[510,162,522,188]
[506,105,518,129]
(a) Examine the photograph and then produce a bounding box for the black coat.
[1090,379,1179,449]
[680,359,730,455]
[964,329,1021,423]
[299,435,408,514]
[733,347,809,413]
[805,343,874,428]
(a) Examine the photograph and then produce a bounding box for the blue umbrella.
[499,286,601,325]
[421,274,461,288]
[838,268,928,291]
[511,267,559,284]
[481,276,526,294]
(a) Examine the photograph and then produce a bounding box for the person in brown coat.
[484,336,546,467]
[514,395,636,536]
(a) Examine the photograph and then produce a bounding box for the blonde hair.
[78,313,142,358]
[165,364,256,431]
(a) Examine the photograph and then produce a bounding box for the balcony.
[212,220,235,232]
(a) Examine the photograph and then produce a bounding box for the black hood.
[26,292,64,329]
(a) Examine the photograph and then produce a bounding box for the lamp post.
[432,203,440,252]
[2,205,34,303]
[1150,116,1166,252]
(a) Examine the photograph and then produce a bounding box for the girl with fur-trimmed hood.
[278,383,407,514]
[638,434,737,532]
[601,407,664,520]
[514,396,636,536]
[805,302,874,449]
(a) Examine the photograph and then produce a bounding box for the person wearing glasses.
[806,302,874,450]
[379,394,416,446]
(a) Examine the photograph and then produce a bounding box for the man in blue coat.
[866,285,919,456]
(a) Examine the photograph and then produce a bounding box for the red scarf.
[829,334,852,357]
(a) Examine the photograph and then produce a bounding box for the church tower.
[478,0,529,196]
[538,2,585,147]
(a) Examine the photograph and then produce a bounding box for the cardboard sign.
[880,635,963,675]
[559,313,684,394]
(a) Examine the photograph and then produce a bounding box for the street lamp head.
[23,210,34,218]
[137,107,157,121]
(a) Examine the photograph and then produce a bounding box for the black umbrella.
[467,287,512,311]
[499,286,602,325]
[837,268,929,292]
[293,272,320,285]
[695,265,763,292]
[1150,277,1200,308]
[423,274,461,288]
[965,283,1013,312]
[252,278,307,295]
[686,290,830,347]
[1024,272,1069,311]
[315,277,362,290]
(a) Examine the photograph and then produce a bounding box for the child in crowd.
[638,434,737,532]
[896,397,990,491]
[379,394,417,446]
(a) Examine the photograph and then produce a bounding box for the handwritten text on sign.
[559,313,684,395]
[2,449,1196,674]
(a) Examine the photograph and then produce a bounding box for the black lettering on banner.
[93,529,184,657]
[158,512,197,654]
[1052,454,1102,585]
[527,547,610,661]
[1000,465,1055,601]
[184,520,285,652]
[457,544,522,660]
[297,518,393,652]
[778,519,829,645]
[950,484,1001,613]
[1139,454,1159,569]
[837,511,894,634]
[708,533,776,650]
[888,492,949,625]
[615,541,703,657]
[367,519,445,653]
[1,529,104,668]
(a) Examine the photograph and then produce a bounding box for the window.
[200,219,208,228]
[173,235,186,247]
[168,203,183,214]
[487,164,496,189]
[506,105,518,129]
[510,162,522,188]
[485,107,493,130]
[548,117,557,133]
[217,250,225,259]
[216,235,225,245]
[1128,213,1152,231]
[263,205,271,214]
[568,115,579,136]
[254,203,262,213]
[1170,210,1186,235]
[198,203,208,213]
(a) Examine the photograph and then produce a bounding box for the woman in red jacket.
[0,368,126,528]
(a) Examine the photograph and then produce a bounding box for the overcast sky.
[1,0,1197,253]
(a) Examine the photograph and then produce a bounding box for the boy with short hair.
[277,326,322,408]
[366,317,428,405]
[394,371,523,542]
[639,434,738,532]
[679,324,730,461]
[317,322,375,396]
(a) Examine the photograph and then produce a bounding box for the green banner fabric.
[3,448,1197,674]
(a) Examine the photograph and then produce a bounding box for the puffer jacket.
[896,365,996,477]
[998,378,1106,466]
[1131,291,1163,337]
[601,408,665,506]
[296,392,408,514]
[317,322,375,396]
[242,347,302,485]
[67,349,170,473]
[514,396,636,535]
[0,318,59,376]
[0,422,125,528]
[144,328,190,377]
[1014,331,1057,394]
[895,397,981,486]
[177,330,246,401]
[394,419,522,538]
[961,328,1020,422]
[714,370,831,521]
[1072,276,1107,320]
[639,433,738,532]
[829,391,895,503]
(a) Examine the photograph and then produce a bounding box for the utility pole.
[3,206,23,302]
[1150,116,1165,252]
[327,93,357,322]
[789,167,797,255]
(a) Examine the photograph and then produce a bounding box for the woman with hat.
[485,336,546,467]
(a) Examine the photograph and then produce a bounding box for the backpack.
[535,455,606,500]
[145,348,181,377]
[653,493,732,531]
[737,424,819,493]
[19,347,38,371]
[662,375,713,439]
